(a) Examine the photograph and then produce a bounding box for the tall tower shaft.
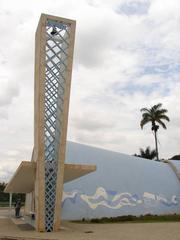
[34,14,76,232]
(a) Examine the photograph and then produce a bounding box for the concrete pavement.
[0,209,179,240]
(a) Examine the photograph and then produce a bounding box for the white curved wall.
[62,141,180,220]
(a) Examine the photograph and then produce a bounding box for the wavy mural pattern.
[80,187,142,209]
[62,190,79,207]
[62,187,179,210]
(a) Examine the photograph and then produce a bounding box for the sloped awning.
[4,161,96,193]
[4,161,36,193]
[64,163,96,182]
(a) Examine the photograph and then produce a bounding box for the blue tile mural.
[62,187,178,210]
[61,142,180,220]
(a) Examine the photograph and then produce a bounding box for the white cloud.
[0,0,180,182]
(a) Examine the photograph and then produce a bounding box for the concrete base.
[11,217,35,230]
[0,218,180,240]
[0,207,179,240]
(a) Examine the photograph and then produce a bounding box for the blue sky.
[116,0,150,15]
[0,0,180,181]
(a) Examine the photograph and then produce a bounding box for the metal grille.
[44,20,70,232]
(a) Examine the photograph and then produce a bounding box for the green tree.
[0,182,25,204]
[0,182,9,202]
[170,154,180,160]
[135,146,157,160]
[0,182,6,191]
[140,103,170,161]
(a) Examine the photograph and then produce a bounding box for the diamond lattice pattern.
[44,20,70,232]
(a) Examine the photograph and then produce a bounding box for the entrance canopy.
[4,161,96,193]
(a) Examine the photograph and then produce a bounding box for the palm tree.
[140,103,170,161]
[138,146,157,160]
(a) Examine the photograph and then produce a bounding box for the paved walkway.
[0,209,179,240]
[0,218,180,240]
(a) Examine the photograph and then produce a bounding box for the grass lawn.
[74,214,180,224]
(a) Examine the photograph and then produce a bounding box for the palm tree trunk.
[154,130,159,161]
